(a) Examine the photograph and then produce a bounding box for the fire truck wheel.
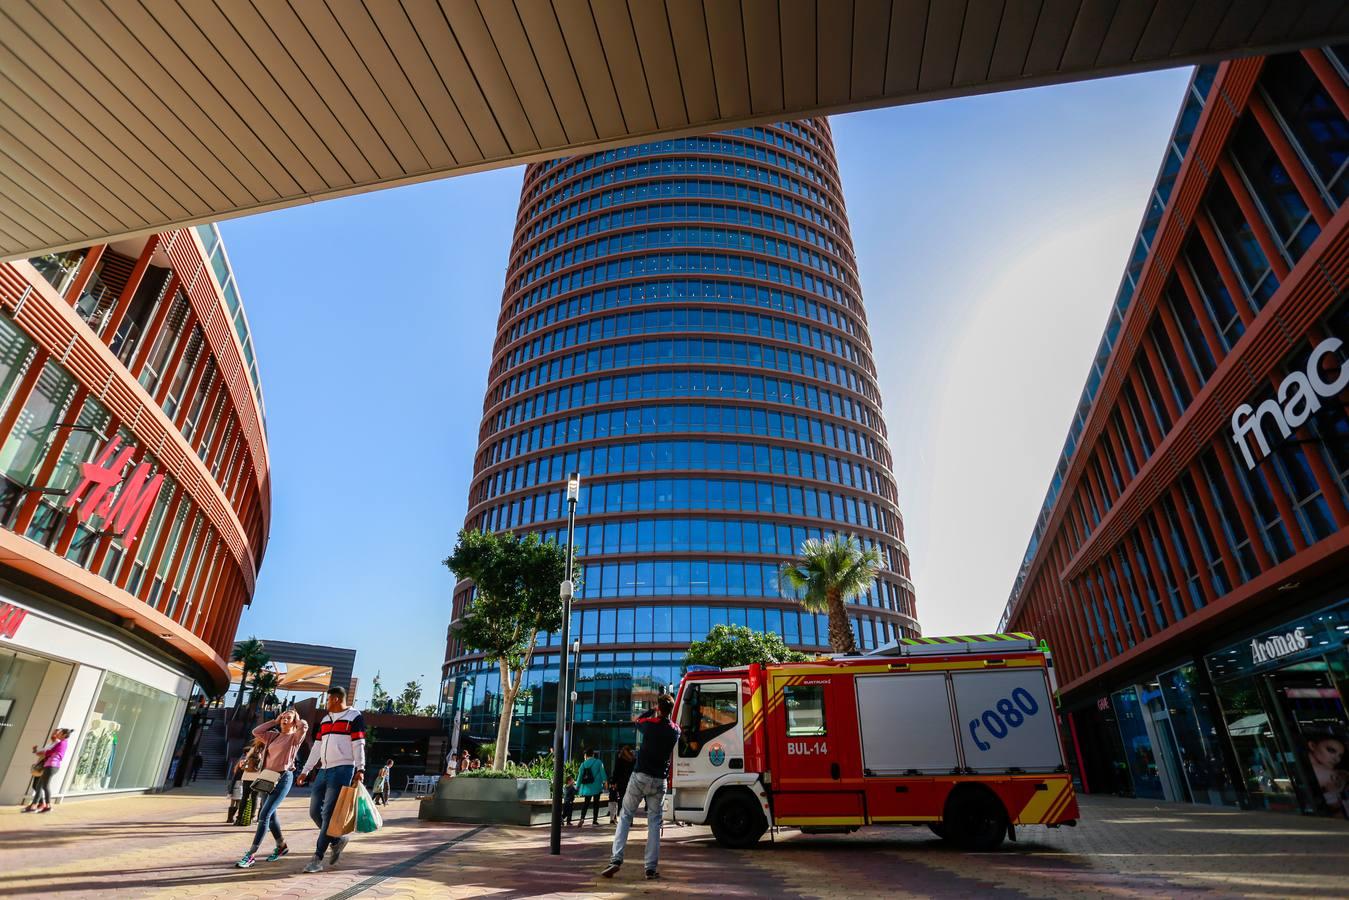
[709,791,767,849]
[943,787,1007,851]
[926,823,949,840]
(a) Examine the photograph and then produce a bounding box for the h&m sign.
[1250,626,1309,665]
[0,601,26,639]
[62,437,163,544]
[1231,337,1349,470]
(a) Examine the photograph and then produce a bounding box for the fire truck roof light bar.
[867,633,1039,657]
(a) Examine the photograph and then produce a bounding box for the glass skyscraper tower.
[442,118,916,756]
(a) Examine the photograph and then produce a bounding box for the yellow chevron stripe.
[1016,778,1071,824]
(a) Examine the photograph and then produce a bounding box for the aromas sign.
[62,437,164,544]
[1231,337,1349,470]
[1250,626,1309,665]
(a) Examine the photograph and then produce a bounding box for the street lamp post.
[564,638,581,761]
[549,472,580,855]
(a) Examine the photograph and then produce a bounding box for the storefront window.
[0,648,70,792]
[66,672,179,794]
[1111,686,1165,799]
[0,361,77,486]
[1208,598,1349,815]
[1158,663,1239,806]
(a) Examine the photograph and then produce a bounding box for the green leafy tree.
[685,623,810,669]
[230,637,270,718]
[394,680,423,716]
[779,534,881,656]
[445,529,573,770]
[369,673,391,712]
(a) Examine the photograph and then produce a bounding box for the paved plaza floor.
[1,783,1346,898]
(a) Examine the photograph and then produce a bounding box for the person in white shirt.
[296,686,365,873]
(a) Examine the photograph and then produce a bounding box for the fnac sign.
[63,437,164,543]
[1232,337,1349,470]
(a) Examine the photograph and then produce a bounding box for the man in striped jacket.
[297,686,366,873]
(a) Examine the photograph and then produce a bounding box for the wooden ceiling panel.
[224,1,376,185]
[476,1,569,150]
[740,0,784,115]
[816,0,854,107]
[403,1,512,161]
[703,0,752,120]
[0,0,1344,261]
[129,0,310,198]
[780,0,818,111]
[303,0,429,173]
[512,0,598,145]
[954,0,1005,86]
[72,1,262,209]
[629,0,689,130]
[1059,0,1119,71]
[1023,0,1082,76]
[260,3,405,179]
[884,0,929,93]
[552,0,630,138]
[850,0,893,100]
[337,2,457,169]
[987,0,1043,81]
[589,0,658,137]
[666,0,722,122]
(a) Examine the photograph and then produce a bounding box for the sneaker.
[236,853,256,869]
[600,863,621,879]
[645,869,660,880]
[38,805,51,813]
[302,858,325,874]
[329,835,350,865]
[21,805,35,813]
[266,844,289,862]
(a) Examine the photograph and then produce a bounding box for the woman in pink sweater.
[23,728,70,813]
[236,709,308,868]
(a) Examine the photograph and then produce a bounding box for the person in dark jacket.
[602,696,680,881]
[607,745,635,825]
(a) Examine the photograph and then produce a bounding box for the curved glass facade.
[444,119,915,757]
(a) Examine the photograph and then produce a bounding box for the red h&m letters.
[0,602,26,639]
[63,438,164,543]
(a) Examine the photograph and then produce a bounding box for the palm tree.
[248,671,281,718]
[230,637,270,718]
[779,534,882,656]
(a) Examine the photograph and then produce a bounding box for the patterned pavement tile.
[3,786,1347,898]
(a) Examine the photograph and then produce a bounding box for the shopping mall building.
[441,118,917,756]
[0,227,269,801]
[1002,47,1349,817]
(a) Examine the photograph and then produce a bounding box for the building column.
[101,234,162,341]
[1142,323,1191,419]
[1194,215,1256,326]
[63,243,105,306]
[1217,157,1291,280]
[1247,92,1333,227]
[1301,49,1349,121]
[1168,483,1219,609]
[1171,263,1227,363]
[1185,462,1240,592]
[1213,442,1275,572]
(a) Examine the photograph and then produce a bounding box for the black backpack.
[580,764,594,785]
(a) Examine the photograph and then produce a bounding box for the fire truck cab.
[670,634,1078,850]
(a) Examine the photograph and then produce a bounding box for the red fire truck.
[669,633,1078,850]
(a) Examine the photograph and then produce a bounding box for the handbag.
[30,763,44,778]
[252,769,282,795]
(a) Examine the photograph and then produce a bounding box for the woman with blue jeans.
[236,710,308,868]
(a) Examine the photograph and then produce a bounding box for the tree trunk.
[494,658,514,770]
[826,589,858,655]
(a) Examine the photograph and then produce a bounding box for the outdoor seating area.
[404,774,439,798]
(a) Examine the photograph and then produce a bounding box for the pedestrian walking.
[235,709,309,868]
[601,695,680,881]
[371,759,393,806]
[190,752,204,782]
[226,756,246,822]
[296,686,366,874]
[562,775,578,825]
[608,745,635,825]
[234,739,266,826]
[22,728,70,813]
[576,749,606,826]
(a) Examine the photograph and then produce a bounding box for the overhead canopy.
[0,0,1346,262]
[228,661,334,693]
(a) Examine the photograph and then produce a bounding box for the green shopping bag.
[355,782,382,833]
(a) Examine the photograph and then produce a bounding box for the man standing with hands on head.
[601,694,680,881]
[296,686,366,873]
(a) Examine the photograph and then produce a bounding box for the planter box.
[418,775,555,826]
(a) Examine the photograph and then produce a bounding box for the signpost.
[549,473,580,855]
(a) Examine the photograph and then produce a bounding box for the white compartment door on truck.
[855,673,960,776]
[951,668,1063,773]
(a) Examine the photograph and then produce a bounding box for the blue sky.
[223,66,1194,707]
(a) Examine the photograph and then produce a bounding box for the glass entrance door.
[1111,686,1165,799]
[1264,660,1349,817]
